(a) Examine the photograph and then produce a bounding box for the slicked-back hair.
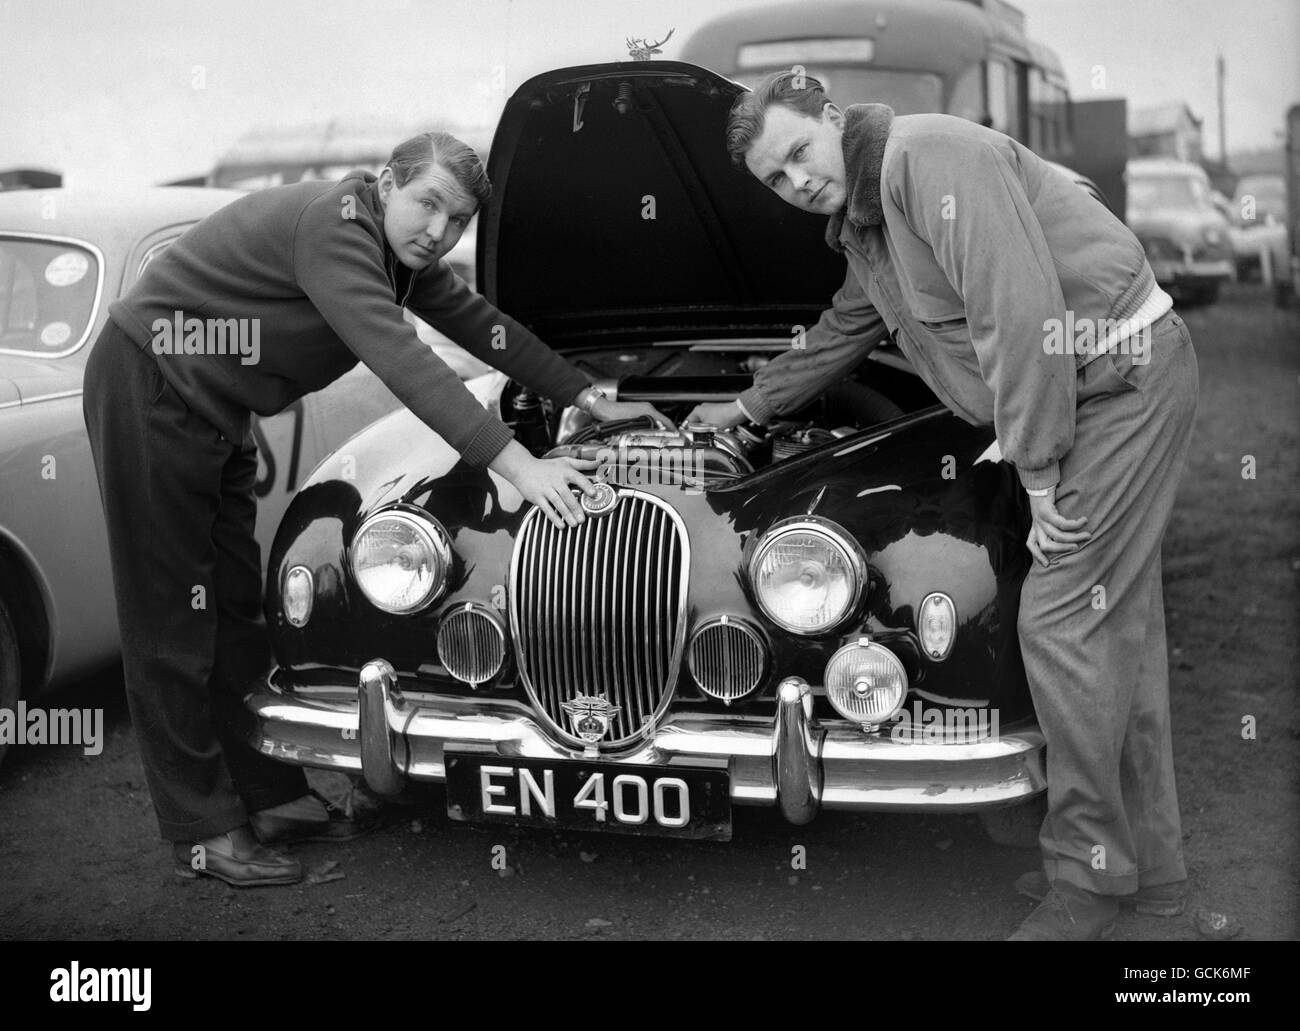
[726,70,833,172]
[387,130,491,208]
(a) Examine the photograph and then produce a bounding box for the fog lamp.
[824,637,907,727]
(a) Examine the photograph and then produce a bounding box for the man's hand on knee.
[1026,489,1091,567]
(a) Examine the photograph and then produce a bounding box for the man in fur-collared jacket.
[688,71,1198,940]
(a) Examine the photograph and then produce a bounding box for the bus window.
[684,1,1074,154]
[1031,69,1064,154]
[732,67,942,115]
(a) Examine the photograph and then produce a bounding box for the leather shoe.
[1015,869,1186,916]
[1007,879,1118,940]
[249,789,376,845]
[172,825,303,887]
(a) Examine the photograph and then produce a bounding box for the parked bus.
[681,0,1073,165]
[208,119,493,191]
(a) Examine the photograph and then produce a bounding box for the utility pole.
[1216,51,1228,166]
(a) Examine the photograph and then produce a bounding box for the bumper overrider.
[245,660,1046,825]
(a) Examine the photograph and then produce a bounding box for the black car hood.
[478,62,847,345]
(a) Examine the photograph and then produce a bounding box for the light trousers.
[1018,309,1198,894]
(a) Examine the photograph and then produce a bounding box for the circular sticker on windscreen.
[40,322,72,347]
[45,251,90,287]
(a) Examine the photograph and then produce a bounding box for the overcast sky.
[1,0,1296,188]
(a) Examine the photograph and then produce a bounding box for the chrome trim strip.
[832,431,890,458]
[0,387,84,411]
[0,231,106,360]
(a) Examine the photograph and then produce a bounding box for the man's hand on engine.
[590,397,673,430]
[684,400,748,429]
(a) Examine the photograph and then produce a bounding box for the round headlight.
[748,519,865,635]
[283,565,314,627]
[824,637,907,726]
[351,510,451,614]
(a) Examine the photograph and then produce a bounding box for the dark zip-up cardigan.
[109,171,591,466]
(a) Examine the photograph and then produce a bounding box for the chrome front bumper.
[246,660,1046,823]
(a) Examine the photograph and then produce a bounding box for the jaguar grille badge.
[580,480,618,516]
[562,694,622,754]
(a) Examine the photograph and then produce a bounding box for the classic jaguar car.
[243,61,1048,842]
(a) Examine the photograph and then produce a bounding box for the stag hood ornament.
[626,28,673,61]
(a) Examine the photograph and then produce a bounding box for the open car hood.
[478,62,848,346]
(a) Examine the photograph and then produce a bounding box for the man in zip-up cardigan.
[690,73,1198,940]
[84,131,666,887]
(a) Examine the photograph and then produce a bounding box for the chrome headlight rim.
[282,564,315,628]
[435,600,508,686]
[823,636,908,727]
[747,516,868,636]
[687,614,769,702]
[349,506,452,615]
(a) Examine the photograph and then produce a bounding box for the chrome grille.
[437,603,506,686]
[688,617,767,702]
[509,489,689,747]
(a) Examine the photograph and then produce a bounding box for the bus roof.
[680,0,993,78]
[681,0,1066,82]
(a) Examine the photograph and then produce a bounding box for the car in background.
[244,61,1056,845]
[1126,157,1234,305]
[0,187,410,763]
[1227,172,1288,286]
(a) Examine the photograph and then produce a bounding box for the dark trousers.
[83,320,307,841]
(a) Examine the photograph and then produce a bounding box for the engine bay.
[501,342,935,487]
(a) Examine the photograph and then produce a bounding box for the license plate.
[444,754,732,840]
